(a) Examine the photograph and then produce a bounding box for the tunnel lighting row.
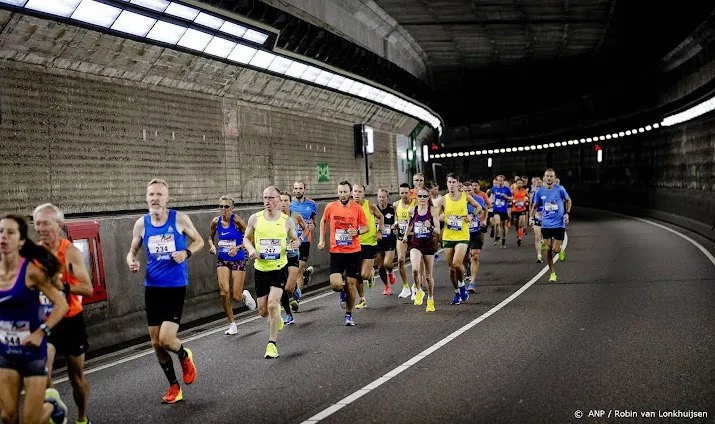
[0,0,443,135]
[429,123,661,159]
[661,94,715,126]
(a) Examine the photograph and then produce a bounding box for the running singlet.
[377,204,396,240]
[287,213,300,258]
[39,238,83,318]
[395,200,415,237]
[289,198,317,242]
[0,259,46,359]
[512,188,528,212]
[492,187,512,213]
[467,195,486,233]
[358,200,377,246]
[144,209,188,288]
[323,201,367,253]
[253,212,288,271]
[443,192,469,241]
[217,214,245,262]
[533,185,570,229]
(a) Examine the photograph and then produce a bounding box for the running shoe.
[467,282,477,293]
[517,238,522,247]
[225,322,238,335]
[541,241,545,250]
[160,384,183,404]
[264,343,279,359]
[293,287,301,301]
[283,314,295,325]
[426,299,435,312]
[383,285,391,295]
[414,289,425,306]
[290,299,300,312]
[536,255,543,263]
[45,388,68,423]
[398,285,411,298]
[339,290,347,309]
[367,274,375,289]
[243,290,257,310]
[559,250,565,261]
[304,266,314,285]
[179,348,196,384]
[410,285,418,301]
[450,293,461,305]
[344,314,355,326]
[355,299,367,309]
[501,244,506,249]
[388,272,396,285]
[459,285,469,302]
[549,272,558,282]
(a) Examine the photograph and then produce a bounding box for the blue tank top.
[0,259,46,359]
[144,210,188,287]
[217,214,245,261]
[467,194,487,233]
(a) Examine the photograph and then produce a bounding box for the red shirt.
[323,201,367,253]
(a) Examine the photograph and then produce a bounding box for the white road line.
[53,249,441,384]
[300,234,569,424]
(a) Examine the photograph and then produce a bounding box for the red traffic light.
[595,144,602,151]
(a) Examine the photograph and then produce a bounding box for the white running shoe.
[225,322,238,335]
[410,286,417,301]
[398,286,411,298]
[243,290,257,310]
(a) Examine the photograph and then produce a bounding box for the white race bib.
[414,221,430,238]
[259,239,281,260]
[335,229,352,246]
[218,239,236,254]
[382,224,392,236]
[0,320,30,348]
[545,202,559,212]
[148,234,176,257]
[447,215,463,231]
[469,220,480,231]
[515,200,525,208]
[495,199,505,207]
[397,220,408,234]
[39,293,53,316]
[535,211,543,220]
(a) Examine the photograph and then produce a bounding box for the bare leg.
[217,267,234,323]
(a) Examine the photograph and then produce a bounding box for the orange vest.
[512,188,528,212]
[57,238,84,317]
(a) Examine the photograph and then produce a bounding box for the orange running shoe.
[180,348,196,385]
[161,384,183,404]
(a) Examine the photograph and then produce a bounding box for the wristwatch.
[185,249,192,258]
[39,323,51,337]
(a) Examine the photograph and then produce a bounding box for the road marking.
[300,235,568,423]
[53,250,441,384]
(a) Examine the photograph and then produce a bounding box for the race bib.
[469,220,480,232]
[414,221,430,238]
[39,293,53,316]
[447,215,462,231]
[535,211,543,220]
[0,320,30,349]
[296,227,303,239]
[218,239,236,254]
[515,201,525,208]
[148,234,176,258]
[397,220,408,234]
[495,199,505,207]
[259,238,281,260]
[335,229,352,246]
[382,224,392,237]
[545,202,559,212]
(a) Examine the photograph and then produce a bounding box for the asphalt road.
[52,209,715,423]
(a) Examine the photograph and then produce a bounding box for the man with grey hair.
[33,203,95,424]
[126,179,204,404]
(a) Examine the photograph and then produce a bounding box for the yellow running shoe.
[355,299,367,309]
[549,272,557,282]
[278,315,284,331]
[559,250,565,261]
[264,342,279,359]
[426,299,435,312]
[414,290,425,306]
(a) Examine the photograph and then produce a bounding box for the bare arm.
[430,206,441,235]
[243,214,258,259]
[64,244,94,297]
[233,214,248,233]
[294,213,309,239]
[126,217,144,272]
[24,264,68,347]
[174,212,204,264]
[369,201,384,239]
[286,217,301,249]
[318,213,328,250]
[208,217,218,254]
[466,195,483,216]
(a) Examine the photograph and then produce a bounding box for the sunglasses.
[417,194,430,199]
[219,205,232,209]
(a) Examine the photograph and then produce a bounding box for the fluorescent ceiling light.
[300,66,321,82]
[249,50,276,69]
[337,78,355,93]
[146,20,186,44]
[446,153,453,158]
[164,2,199,20]
[194,11,223,29]
[327,74,345,89]
[537,145,543,149]
[555,142,562,147]
[488,150,493,154]
[220,21,247,38]
[653,123,660,128]
[638,127,644,133]
[204,37,236,58]
[348,81,364,95]
[25,0,81,17]
[476,151,482,155]
[284,61,308,78]
[645,125,652,131]
[0,0,28,6]
[548,143,555,147]
[243,29,268,44]
[358,84,371,98]
[314,70,333,86]
[481,150,488,154]
[227,44,256,64]
[177,28,213,51]
[130,0,169,12]
[506,148,512,152]
[267,56,292,74]
[111,10,156,37]
[71,0,121,27]
[458,152,464,157]
[499,148,506,153]
[625,130,632,135]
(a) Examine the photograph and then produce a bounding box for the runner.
[429,182,443,206]
[207,196,256,336]
[352,183,384,309]
[0,214,69,424]
[318,181,368,326]
[402,188,440,311]
[430,181,444,262]
[473,181,492,244]
[289,181,317,311]
[491,175,513,248]
[486,178,498,239]
[375,189,397,295]
[529,177,545,263]
[410,173,429,292]
[463,184,487,294]
[279,191,309,325]
[511,179,529,246]
[243,186,301,358]
[531,169,572,282]
[126,179,202,404]
[435,173,484,305]
[393,183,416,299]
[33,203,94,424]
[553,178,566,261]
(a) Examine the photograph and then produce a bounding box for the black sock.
[281,291,291,316]
[268,340,276,346]
[160,358,178,386]
[177,345,188,361]
[502,238,506,245]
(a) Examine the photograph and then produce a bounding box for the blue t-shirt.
[533,185,569,229]
[467,195,487,232]
[492,186,512,213]
[289,198,317,242]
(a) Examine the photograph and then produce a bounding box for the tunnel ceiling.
[370,0,715,137]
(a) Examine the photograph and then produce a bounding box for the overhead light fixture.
[25,0,81,17]
[555,142,562,147]
[476,151,482,155]
[618,132,625,137]
[548,143,555,147]
[447,153,453,158]
[111,10,156,36]
[499,148,506,153]
[488,157,492,168]
[130,0,169,12]
[488,150,494,154]
[204,36,236,58]
[597,150,603,163]
[249,50,276,69]
[537,145,543,149]
[518,147,524,151]
[164,2,199,20]
[653,123,660,128]
[586,138,592,142]
[606,134,612,139]
[146,20,186,44]
[599,136,605,140]
[314,70,334,86]
[267,56,293,74]
[625,130,632,135]
[220,21,247,38]
[227,44,256,64]
[481,150,488,154]
[194,11,223,30]
[71,0,122,27]
[243,29,268,44]
[645,125,652,131]
[284,61,308,78]
[0,0,28,5]
[300,66,322,83]
[423,145,429,163]
[506,148,512,152]
[177,28,213,51]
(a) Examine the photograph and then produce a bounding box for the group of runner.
[0,168,571,421]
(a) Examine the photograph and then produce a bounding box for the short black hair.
[399,183,410,189]
[446,172,459,181]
